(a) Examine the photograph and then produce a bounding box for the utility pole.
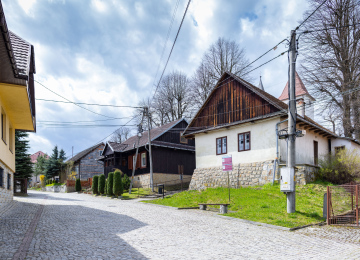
[287,30,297,213]
[129,110,144,194]
[146,106,154,192]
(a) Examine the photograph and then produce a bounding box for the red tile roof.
[30,151,49,163]
[278,71,314,101]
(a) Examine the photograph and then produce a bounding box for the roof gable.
[67,143,104,162]
[279,71,315,101]
[184,72,287,136]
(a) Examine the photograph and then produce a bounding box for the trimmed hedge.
[98,174,106,194]
[107,172,114,196]
[75,178,81,192]
[122,173,131,191]
[113,170,123,196]
[92,175,99,194]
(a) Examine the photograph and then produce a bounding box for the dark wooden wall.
[155,120,195,146]
[192,75,279,129]
[152,147,195,175]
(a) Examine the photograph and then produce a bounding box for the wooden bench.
[198,203,230,214]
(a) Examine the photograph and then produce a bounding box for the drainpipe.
[273,119,288,184]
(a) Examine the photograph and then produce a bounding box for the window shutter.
[128,155,132,170]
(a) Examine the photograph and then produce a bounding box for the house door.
[314,141,318,165]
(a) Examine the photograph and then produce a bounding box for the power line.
[151,0,181,91]
[36,98,142,108]
[37,117,132,124]
[299,22,360,34]
[152,0,191,100]
[241,39,288,72]
[33,78,120,119]
[242,51,287,77]
[295,0,327,30]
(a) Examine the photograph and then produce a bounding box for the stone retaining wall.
[0,161,13,209]
[189,160,318,190]
[133,173,192,188]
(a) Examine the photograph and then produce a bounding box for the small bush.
[107,172,114,196]
[92,176,99,194]
[122,173,131,191]
[40,175,45,187]
[98,174,106,194]
[113,170,123,196]
[317,148,360,184]
[75,179,81,192]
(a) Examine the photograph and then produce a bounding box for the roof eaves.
[184,111,286,137]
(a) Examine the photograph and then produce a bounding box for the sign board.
[222,155,233,172]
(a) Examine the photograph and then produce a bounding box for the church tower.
[278,71,315,120]
[258,76,264,91]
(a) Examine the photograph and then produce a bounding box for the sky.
[2,0,311,158]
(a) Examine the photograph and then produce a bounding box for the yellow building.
[0,3,36,207]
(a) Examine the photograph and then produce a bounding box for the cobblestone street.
[1,191,360,260]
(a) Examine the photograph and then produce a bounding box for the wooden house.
[67,143,105,181]
[183,72,360,190]
[0,2,36,208]
[100,119,195,188]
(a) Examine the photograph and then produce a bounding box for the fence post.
[327,186,330,225]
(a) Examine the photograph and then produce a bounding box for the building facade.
[0,2,36,208]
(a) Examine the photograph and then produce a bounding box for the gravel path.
[0,191,359,259]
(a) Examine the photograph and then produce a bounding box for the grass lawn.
[120,188,153,199]
[145,183,330,228]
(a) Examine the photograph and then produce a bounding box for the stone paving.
[0,191,360,259]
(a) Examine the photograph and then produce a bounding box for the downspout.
[273,119,288,184]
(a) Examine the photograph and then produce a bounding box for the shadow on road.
[1,195,149,259]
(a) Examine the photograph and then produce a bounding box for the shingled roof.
[67,143,104,163]
[106,118,188,153]
[278,71,315,101]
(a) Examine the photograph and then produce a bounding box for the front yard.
[145,183,329,228]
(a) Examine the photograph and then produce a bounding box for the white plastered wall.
[331,138,360,155]
[279,122,330,165]
[195,117,279,169]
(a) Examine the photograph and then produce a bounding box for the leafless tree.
[300,0,360,139]
[204,37,252,81]
[110,127,131,143]
[153,71,191,123]
[189,37,252,110]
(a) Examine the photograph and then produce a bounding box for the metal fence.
[327,183,359,226]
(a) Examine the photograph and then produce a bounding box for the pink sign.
[222,155,232,171]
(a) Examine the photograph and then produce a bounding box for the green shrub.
[105,178,108,195]
[92,176,99,194]
[75,179,81,192]
[98,174,106,194]
[107,172,114,196]
[113,170,123,196]
[317,148,360,184]
[122,173,131,191]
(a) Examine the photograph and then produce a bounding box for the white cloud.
[17,0,36,16]
[91,0,108,13]
[28,133,53,155]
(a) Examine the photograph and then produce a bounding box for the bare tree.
[189,37,252,111]
[110,127,131,143]
[204,37,252,81]
[153,71,191,123]
[300,0,360,139]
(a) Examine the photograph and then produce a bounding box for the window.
[99,150,102,156]
[7,173,11,190]
[238,132,251,152]
[9,125,13,152]
[1,109,6,144]
[141,152,146,168]
[180,132,188,144]
[216,137,227,155]
[0,167,3,188]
